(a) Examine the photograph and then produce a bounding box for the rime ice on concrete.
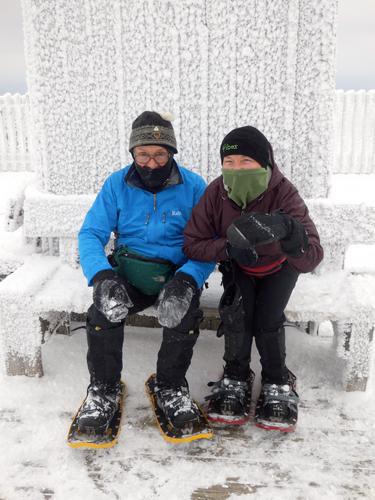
[334,90,375,174]
[21,0,337,197]
[0,94,34,173]
[291,0,337,197]
[307,200,375,273]
[21,0,123,194]
[0,256,61,376]
[23,185,94,237]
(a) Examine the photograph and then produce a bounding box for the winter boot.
[205,370,255,424]
[77,381,122,434]
[154,381,201,429]
[255,371,299,432]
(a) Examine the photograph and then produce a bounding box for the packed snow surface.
[0,325,374,499]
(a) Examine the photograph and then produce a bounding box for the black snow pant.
[219,261,299,385]
[86,279,203,388]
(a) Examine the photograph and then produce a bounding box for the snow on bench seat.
[34,264,91,314]
[344,244,375,273]
[0,228,34,278]
[294,267,375,318]
[34,263,223,316]
[34,265,223,333]
[0,259,221,377]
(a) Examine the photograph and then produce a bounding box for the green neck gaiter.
[222,168,269,209]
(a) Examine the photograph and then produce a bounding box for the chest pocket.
[164,207,191,242]
[117,207,148,240]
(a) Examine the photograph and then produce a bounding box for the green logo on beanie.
[222,143,238,152]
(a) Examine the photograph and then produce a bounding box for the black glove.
[279,215,308,257]
[157,272,197,329]
[93,269,134,323]
[227,212,291,249]
[226,242,258,266]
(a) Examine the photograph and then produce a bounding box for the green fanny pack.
[113,246,177,296]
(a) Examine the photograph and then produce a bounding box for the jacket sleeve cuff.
[174,271,198,289]
[92,268,117,284]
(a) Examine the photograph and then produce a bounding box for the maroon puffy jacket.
[183,165,323,274]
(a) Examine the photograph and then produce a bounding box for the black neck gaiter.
[134,158,173,193]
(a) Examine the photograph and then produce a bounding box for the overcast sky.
[0,0,374,94]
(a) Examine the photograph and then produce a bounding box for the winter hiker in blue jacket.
[76,111,215,438]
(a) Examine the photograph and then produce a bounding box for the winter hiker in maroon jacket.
[183,126,323,431]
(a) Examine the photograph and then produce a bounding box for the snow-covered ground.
[0,324,374,500]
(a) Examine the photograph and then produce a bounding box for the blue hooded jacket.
[78,163,215,287]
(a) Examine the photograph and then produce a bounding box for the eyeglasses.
[134,152,170,166]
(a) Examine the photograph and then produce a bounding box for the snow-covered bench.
[0,252,374,392]
[0,256,219,377]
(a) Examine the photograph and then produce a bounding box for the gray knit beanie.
[129,111,177,154]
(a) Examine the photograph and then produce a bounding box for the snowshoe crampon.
[206,408,251,426]
[145,374,213,443]
[67,381,125,449]
[254,375,299,433]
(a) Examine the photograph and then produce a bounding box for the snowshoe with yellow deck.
[145,374,213,443]
[67,380,125,449]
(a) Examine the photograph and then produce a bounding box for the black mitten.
[226,242,258,266]
[157,272,197,328]
[227,212,291,248]
[279,216,308,257]
[93,269,133,323]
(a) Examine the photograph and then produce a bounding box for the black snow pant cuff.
[256,327,289,385]
[156,328,199,388]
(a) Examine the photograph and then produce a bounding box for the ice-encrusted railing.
[0,90,374,175]
[0,93,33,172]
[334,89,375,174]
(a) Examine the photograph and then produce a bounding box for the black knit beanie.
[220,126,271,168]
[129,111,178,154]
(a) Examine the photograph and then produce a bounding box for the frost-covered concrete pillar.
[21,0,338,198]
[333,321,375,392]
[21,0,122,195]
